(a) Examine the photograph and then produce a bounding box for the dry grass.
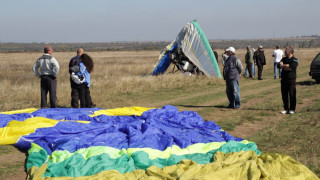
[0,48,320,178]
[0,50,224,110]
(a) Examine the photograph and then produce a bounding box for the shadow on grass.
[176,105,227,109]
[296,80,318,86]
[245,107,276,112]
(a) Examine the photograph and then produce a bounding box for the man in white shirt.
[272,45,284,79]
[33,46,60,108]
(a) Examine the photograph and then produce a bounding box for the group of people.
[33,45,299,115]
[243,45,283,80]
[222,45,299,114]
[32,46,95,108]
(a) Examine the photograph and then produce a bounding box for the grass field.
[0,48,319,179]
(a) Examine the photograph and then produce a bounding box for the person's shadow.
[177,105,226,109]
[296,81,317,86]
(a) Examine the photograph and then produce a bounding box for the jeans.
[244,63,256,77]
[226,80,241,108]
[274,62,282,78]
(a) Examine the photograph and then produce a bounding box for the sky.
[0,0,319,43]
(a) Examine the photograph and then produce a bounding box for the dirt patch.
[0,152,26,165]
[2,167,26,180]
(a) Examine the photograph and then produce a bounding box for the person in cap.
[244,45,254,78]
[32,46,60,108]
[277,46,299,114]
[253,45,266,80]
[272,45,284,79]
[223,47,243,109]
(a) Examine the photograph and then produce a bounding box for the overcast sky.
[0,0,319,43]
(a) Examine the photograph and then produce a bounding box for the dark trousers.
[79,84,93,108]
[70,79,80,108]
[40,75,57,108]
[257,64,264,80]
[246,62,253,78]
[281,79,296,111]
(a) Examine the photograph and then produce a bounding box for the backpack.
[69,57,85,84]
[70,58,80,73]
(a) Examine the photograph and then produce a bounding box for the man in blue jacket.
[223,47,243,109]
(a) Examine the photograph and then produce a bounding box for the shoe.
[289,110,295,114]
[274,77,277,79]
[281,110,288,114]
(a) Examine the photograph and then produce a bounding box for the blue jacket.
[223,55,243,81]
[77,62,91,87]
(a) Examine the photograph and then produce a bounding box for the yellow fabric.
[0,108,37,114]
[89,106,154,117]
[258,153,319,180]
[0,118,89,145]
[27,151,319,180]
[0,117,59,145]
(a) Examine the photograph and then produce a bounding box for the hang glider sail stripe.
[152,20,221,77]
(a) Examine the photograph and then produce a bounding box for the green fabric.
[191,20,222,78]
[27,148,48,169]
[30,140,255,166]
[27,152,319,180]
[27,141,260,178]
[49,146,126,163]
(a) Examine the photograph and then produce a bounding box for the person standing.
[221,49,228,66]
[69,48,84,108]
[272,45,284,79]
[245,45,254,78]
[253,45,266,80]
[223,47,243,109]
[277,46,299,114]
[212,48,218,63]
[33,46,60,108]
[77,54,94,108]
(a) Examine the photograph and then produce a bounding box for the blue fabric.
[226,80,241,108]
[31,108,100,121]
[77,62,91,87]
[152,44,177,75]
[0,113,32,127]
[15,105,243,154]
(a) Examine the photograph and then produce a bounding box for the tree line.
[0,36,319,52]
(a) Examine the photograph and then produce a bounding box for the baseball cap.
[226,47,235,53]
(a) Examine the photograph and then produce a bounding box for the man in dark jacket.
[253,45,266,80]
[277,46,299,114]
[223,47,243,109]
[69,48,84,108]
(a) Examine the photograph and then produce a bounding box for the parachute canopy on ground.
[0,106,318,179]
[152,20,221,78]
